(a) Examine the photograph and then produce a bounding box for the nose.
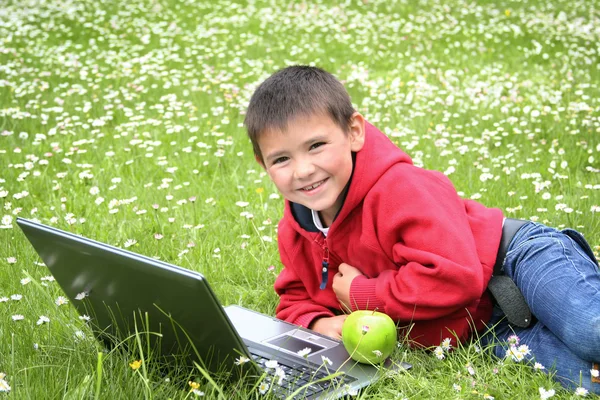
[294,156,315,180]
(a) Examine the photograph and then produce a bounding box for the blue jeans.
[480,222,600,393]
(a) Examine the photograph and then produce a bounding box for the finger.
[338,263,349,273]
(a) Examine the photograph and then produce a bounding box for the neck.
[319,211,334,228]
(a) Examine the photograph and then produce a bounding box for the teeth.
[303,180,323,191]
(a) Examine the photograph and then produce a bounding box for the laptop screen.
[16,217,259,379]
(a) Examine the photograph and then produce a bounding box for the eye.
[309,142,326,150]
[272,156,289,165]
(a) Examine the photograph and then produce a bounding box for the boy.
[244,65,600,392]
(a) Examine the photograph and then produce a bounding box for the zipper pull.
[320,244,330,290]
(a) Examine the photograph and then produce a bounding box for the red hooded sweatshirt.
[274,122,504,347]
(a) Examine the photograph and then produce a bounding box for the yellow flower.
[189,381,200,390]
[505,9,511,16]
[255,187,264,194]
[129,360,142,370]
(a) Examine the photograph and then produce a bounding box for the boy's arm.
[346,165,502,321]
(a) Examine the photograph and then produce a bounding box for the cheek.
[268,169,290,189]
[328,154,353,177]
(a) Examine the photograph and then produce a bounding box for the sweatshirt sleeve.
[348,164,500,321]
[274,239,335,328]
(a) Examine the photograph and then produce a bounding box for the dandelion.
[539,387,555,399]
[79,315,91,321]
[590,369,599,378]
[297,347,312,358]
[433,346,445,360]
[574,387,589,396]
[55,296,68,306]
[129,360,142,370]
[235,201,249,207]
[191,389,205,397]
[264,360,278,369]
[321,356,333,366]
[235,356,250,365]
[37,316,50,325]
[0,297,8,302]
[189,381,200,390]
[20,278,31,285]
[10,294,22,301]
[259,382,270,394]
[75,292,87,300]
[12,314,24,321]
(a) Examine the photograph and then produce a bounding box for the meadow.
[1,0,599,398]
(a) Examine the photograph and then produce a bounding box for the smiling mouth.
[300,179,327,191]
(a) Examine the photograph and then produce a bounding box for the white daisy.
[55,296,69,306]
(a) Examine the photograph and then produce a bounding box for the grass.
[1,0,599,398]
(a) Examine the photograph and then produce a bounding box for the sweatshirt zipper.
[318,238,330,290]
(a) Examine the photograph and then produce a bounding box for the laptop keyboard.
[250,353,356,399]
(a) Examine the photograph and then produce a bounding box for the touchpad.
[264,329,338,356]
[267,334,325,354]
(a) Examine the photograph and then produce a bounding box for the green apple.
[341,310,397,364]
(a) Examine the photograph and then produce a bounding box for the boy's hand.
[333,263,364,312]
[309,315,347,339]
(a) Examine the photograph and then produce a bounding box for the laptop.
[17,217,411,399]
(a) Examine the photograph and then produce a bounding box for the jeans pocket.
[561,228,599,267]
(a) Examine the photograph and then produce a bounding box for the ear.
[348,112,366,152]
[255,154,266,170]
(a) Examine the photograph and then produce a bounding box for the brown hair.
[244,65,355,163]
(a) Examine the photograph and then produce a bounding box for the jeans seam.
[560,236,596,279]
[566,236,599,270]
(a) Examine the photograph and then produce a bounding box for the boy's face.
[257,112,365,226]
